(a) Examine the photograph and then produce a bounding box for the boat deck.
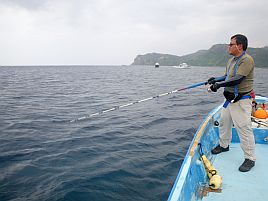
[202,143,268,201]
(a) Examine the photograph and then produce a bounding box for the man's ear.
[237,43,243,51]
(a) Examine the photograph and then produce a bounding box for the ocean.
[0,65,267,201]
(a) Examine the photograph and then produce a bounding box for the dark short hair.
[231,34,248,51]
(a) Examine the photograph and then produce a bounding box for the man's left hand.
[210,83,220,92]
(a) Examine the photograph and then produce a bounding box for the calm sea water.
[0,65,267,201]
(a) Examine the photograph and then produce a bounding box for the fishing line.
[70,81,207,123]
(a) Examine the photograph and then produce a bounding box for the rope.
[251,116,268,127]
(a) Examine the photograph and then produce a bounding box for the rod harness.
[70,81,207,123]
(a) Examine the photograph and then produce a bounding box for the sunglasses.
[228,43,237,47]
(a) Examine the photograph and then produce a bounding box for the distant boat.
[177,63,190,69]
[155,63,160,68]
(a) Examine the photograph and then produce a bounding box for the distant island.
[132,44,268,68]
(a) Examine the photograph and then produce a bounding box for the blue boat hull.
[168,96,268,201]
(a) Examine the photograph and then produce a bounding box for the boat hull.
[168,96,268,201]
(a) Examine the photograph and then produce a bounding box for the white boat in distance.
[173,63,190,69]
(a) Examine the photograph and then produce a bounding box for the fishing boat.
[177,63,190,69]
[168,95,268,201]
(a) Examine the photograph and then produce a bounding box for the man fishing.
[207,34,256,172]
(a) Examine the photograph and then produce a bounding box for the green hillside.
[132,44,268,67]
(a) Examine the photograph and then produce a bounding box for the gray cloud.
[0,0,267,65]
[0,0,49,10]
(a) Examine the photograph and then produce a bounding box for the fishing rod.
[70,81,208,123]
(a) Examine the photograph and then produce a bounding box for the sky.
[0,0,268,65]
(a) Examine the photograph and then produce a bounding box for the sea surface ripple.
[0,65,267,201]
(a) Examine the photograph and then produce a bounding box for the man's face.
[228,38,243,56]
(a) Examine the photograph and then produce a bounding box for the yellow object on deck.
[201,155,222,190]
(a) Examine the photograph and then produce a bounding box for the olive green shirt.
[225,53,254,93]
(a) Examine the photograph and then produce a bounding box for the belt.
[223,95,251,108]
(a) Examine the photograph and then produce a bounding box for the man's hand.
[210,83,220,92]
[206,77,216,85]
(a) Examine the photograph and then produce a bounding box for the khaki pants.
[219,98,256,161]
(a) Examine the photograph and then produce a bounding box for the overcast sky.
[1,0,267,65]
